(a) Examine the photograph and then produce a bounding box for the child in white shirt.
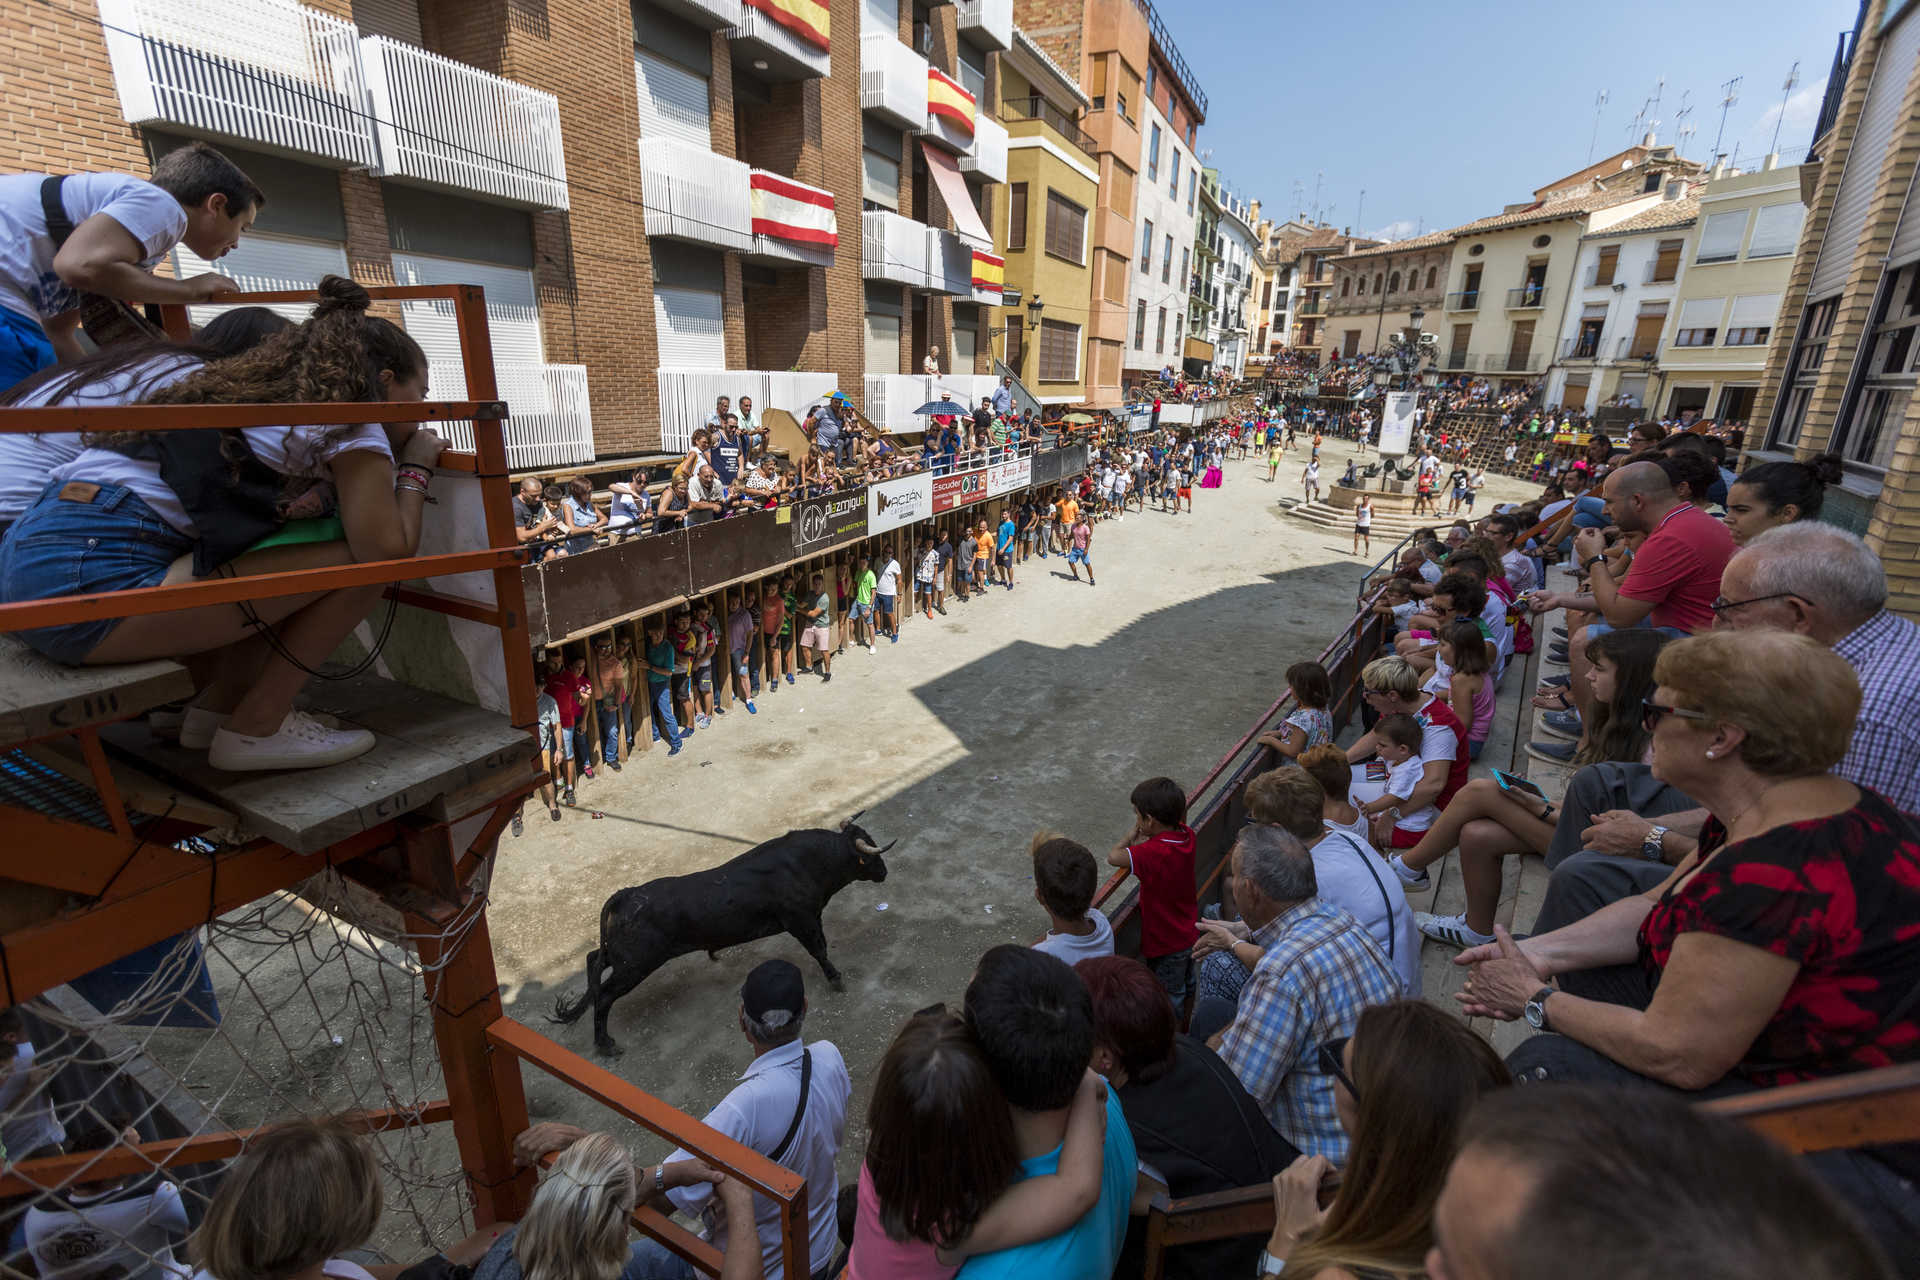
[1357,714,1441,848]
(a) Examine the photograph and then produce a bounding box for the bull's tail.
[549,896,618,1025]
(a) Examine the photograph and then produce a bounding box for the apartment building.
[1205,181,1260,378]
[1185,169,1219,371]
[1324,231,1451,359]
[1650,161,1805,423]
[1545,192,1699,414]
[13,0,1014,465]
[1752,0,1920,606]
[1120,56,1203,387]
[1294,227,1379,353]
[1250,214,1319,356]
[990,27,1096,404]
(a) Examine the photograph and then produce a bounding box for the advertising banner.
[1378,390,1418,455]
[786,488,869,552]
[984,456,1031,498]
[868,471,934,534]
[932,467,991,512]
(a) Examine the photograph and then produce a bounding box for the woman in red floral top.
[1456,631,1920,1089]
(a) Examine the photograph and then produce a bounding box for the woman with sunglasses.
[1453,633,1920,1210]
[1263,1002,1509,1279]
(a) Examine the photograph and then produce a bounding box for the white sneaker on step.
[183,705,342,751]
[208,710,375,772]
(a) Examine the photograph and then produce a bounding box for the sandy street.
[487,436,1536,1164]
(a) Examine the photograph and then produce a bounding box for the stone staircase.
[1278,498,1436,539]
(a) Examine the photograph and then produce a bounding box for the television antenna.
[1675,90,1696,155]
[1712,75,1743,163]
[1587,88,1610,164]
[1772,62,1800,155]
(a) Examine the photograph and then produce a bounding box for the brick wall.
[0,0,151,175]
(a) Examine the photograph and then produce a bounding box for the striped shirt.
[1215,898,1401,1161]
[1832,609,1920,816]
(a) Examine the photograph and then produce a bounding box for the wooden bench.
[1137,1061,1920,1280]
[0,635,192,750]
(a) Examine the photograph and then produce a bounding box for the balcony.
[970,248,1004,306]
[1447,290,1480,311]
[1617,335,1659,363]
[927,226,973,295]
[658,368,838,451]
[924,67,977,155]
[959,113,1008,184]
[97,0,378,169]
[1643,261,1680,285]
[866,373,1000,432]
[652,0,741,31]
[1296,300,1324,317]
[362,36,568,210]
[1442,351,1478,371]
[863,210,931,288]
[861,33,928,130]
[1003,95,1097,157]
[745,169,837,267]
[1505,284,1548,310]
[1560,336,1603,361]
[1491,352,1546,373]
[1584,263,1620,288]
[955,0,1012,51]
[730,2,830,79]
[427,361,594,468]
[639,136,753,250]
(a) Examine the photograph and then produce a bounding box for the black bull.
[552,815,895,1054]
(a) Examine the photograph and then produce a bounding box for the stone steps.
[1278,499,1437,537]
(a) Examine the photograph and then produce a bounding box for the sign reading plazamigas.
[868,472,934,534]
[788,488,869,551]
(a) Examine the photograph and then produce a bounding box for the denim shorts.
[0,482,193,664]
[875,593,896,614]
[849,601,873,622]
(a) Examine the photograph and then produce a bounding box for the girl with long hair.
[0,276,448,771]
[1264,1002,1510,1279]
[1437,619,1494,761]
[1404,626,1675,952]
[849,1009,1107,1279]
[1723,453,1842,545]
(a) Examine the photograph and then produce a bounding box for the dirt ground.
[483,437,1540,1169]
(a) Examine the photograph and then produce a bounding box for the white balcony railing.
[865,373,1000,433]
[97,0,378,168]
[362,35,568,210]
[428,362,595,469]
[927,226,972,296]
[729,3,830,78]
[955,0,1012,50]
[864,210,931,288]
[747,169,837,267]
[654,0,741,30]
[959,113,1008,185]
[861,33,928,130]
[639,137,754,250]
[658,368,839,451]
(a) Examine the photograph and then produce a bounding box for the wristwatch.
[1583,554,1606,571]
[1260,1249,1288,1276]
[1524,986,1554,1031]
[1641,824,1669,862]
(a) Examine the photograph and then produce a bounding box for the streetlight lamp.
[1026,295,1045,383]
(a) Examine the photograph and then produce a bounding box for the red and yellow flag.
[745,0,829,52]
[971,250,1004,292]
[928,68,976,135]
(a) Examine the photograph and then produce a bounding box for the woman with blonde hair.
[1263,1002,1510,1278]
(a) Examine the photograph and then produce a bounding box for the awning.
[920,142,992,247]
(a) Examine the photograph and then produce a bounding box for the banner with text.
[786,488,869,551]
[985,456,1032,498]
[868,471,934,534]
[1378,391,1418,455]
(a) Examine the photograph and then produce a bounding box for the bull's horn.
[855,838,897,855]
[840,809,868,831]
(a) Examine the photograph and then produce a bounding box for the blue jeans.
[599,697,626,762]
[0,482,192,663]
[650,680,682,747]
[622,1238,696,1280]
[1145,950,1192,1006]
[571,724,592,767]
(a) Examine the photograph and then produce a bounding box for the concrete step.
[1277,499,1434,536]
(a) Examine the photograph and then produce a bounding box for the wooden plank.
[0,637,191,749]
[23,740,237,829]
[98,674,535,854]
[1704,1064,1920,1154]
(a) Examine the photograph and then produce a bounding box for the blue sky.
[1165,0,1858,239]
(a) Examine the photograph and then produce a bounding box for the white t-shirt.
[1032,908,1115,966]
[917,548,939,582]
[1311,829,1421,996]
[26,1180,191,1280]
[50,418,394,538]
[0,173,188,322]
[875,559,900,596]
[1353,502,1372,528]
[1385,757,1440,831]
[1500,549,1538,595]
[1417,559,1443,585]
[1304,463,1319,483]
[0,1041,65,1157]
[0,354,200,522]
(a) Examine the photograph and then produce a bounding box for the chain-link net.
[1,858,494,1280]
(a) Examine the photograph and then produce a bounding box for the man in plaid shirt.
[1206,826,1399,1160]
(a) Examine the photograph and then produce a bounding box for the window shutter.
[391,252,545,371]
[1677,298,1725,332]
[1008,184,1028,251]
[864,312,901,376]
[1728,294,1781,328]
[1748,203,1807,260]
[635,49,712,149]
[655,285,726,367]
[862,150,900,209]
[1811,9,1920,298]
[173,233,348,325]
[1695,210,1749,262]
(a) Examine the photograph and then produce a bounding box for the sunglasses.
[1641,696,1711,732]
[1319,1037,1357,1101]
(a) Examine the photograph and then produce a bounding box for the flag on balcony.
[745,0,830,51]
[750,172,839,248]
[971,250,1003,293]
[927,69,976,135]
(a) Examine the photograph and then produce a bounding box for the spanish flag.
[928,68,976,135]
[971,250,1004,292]
[745,0,829,52]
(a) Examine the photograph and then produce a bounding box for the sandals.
[1531,688,1574,711]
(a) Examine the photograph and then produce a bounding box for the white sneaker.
[1416,911,1495,949]
[1387,854,1429,888]
[208,710,375,772]
[182,705,341,750]
[148,704,187,741]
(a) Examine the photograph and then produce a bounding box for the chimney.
[1710,159,1726,180]
[1763,152,1779,171]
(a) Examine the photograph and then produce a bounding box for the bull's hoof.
[826,974,846,993]
[595,1039,623,1057]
